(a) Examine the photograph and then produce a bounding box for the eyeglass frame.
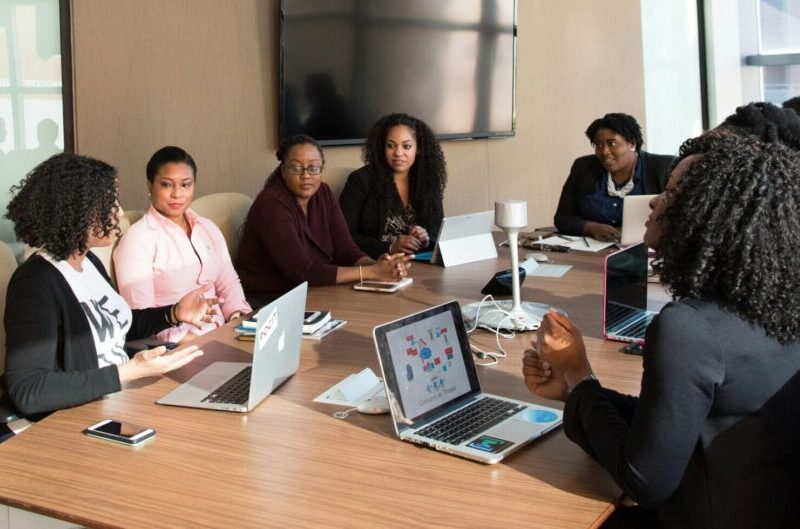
[282,163,325,176]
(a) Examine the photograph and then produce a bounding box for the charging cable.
[465,295,516,366]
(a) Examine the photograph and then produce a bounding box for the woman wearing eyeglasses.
[339,113,446,259]
[235,135,412,304]
[113,146,251,343]
[553,113,673,242]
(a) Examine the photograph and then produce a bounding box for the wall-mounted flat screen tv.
[280,0,517,145]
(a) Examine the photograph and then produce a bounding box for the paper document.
[520,257,572,278]
[538,235,615,252]
[313,368,386,406]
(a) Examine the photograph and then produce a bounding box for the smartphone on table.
[84,419,156,446]
[353,278,413,293]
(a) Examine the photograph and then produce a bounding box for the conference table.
[0,242,658,529]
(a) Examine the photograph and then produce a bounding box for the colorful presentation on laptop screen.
[384,309,473,420]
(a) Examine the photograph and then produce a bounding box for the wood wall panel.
[71,0,645,228]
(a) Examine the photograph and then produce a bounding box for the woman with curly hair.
[339,113,447,259]
[523,134,800,528]
[553,113,674,242]
[235,135,412,304]
[3,153,217,419]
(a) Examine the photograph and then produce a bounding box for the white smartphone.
[353,278,413,293]
[84,419,156,446]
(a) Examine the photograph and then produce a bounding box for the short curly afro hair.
[6,153,121,261]
[654,133,800,344]
[585,113,644,152]
[362,113,447,224]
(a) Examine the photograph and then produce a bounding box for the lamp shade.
[495,200,528,230]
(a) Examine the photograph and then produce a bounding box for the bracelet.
[359,265,363,284]
[567,373,598,396]
[169,304,180,326]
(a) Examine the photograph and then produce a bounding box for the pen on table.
[583,236,590,248]
[558,235,576,242]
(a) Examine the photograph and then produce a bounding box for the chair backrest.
[95,216,131,288]
[191,192,253,258]
[0,241,19,379]
[123,209,145,226]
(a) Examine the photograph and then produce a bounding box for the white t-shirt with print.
[44,254,133,367]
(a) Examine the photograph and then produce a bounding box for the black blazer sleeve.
[553,156,597,235]
[639,152,675,194]
[421,200,443,254]
[339,167,392,259]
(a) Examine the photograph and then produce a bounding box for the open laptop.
[373,301,562,464]
[603,243,657,343]
[620,194,656,247]
[157,282,307,412]
[414,210,497,267]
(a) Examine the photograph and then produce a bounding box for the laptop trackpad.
[188,374,231,392]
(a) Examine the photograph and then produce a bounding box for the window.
[753,0,800,103]
[0,0,69,260]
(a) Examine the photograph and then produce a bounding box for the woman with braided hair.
[523,133,800,528]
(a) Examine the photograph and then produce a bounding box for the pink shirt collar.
[145,204,201,231]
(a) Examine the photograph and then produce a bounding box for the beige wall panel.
[72,0,646,230]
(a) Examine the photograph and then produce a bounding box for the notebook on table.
[373,301,562,464]
[603,243,658,343]
[157,282,307,412]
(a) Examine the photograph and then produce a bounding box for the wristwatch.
[567,373,599,396]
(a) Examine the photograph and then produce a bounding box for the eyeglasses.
[284,164,324,176]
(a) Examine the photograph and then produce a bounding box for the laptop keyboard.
[416,397,526,445]
[202,366,252,405]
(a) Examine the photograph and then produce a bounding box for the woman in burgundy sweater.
[236,135,412,303]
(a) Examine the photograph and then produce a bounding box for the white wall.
[640,0,704,154]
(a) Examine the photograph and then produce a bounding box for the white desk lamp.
[462,200,553,332]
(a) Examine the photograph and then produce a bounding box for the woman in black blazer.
[3,153,216,419]
[339,113,447,259]
[553,113,673,242]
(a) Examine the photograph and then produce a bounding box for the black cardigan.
[3,253,172,419]
[339,166,443,259]
[553,152,674,235]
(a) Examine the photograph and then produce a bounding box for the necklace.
[606,173,635,198]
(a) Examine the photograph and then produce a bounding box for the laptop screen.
[605,243,648,330]
[374,302,480,426]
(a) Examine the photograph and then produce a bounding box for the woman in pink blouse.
[114,146,251,343]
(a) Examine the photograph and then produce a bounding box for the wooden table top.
[0,245,656,529]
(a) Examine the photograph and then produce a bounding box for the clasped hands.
[389,225,430,254]
[522,310,594,402]
[118,284,220,383]
[376,252,413,281]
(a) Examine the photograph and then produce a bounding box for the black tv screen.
[280,0,517,145]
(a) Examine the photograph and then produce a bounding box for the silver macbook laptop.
[373,301,562,464]
[621,194,656,246]
[603,243,657,343]
[414,210,497,267]
[157,282,307,412]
